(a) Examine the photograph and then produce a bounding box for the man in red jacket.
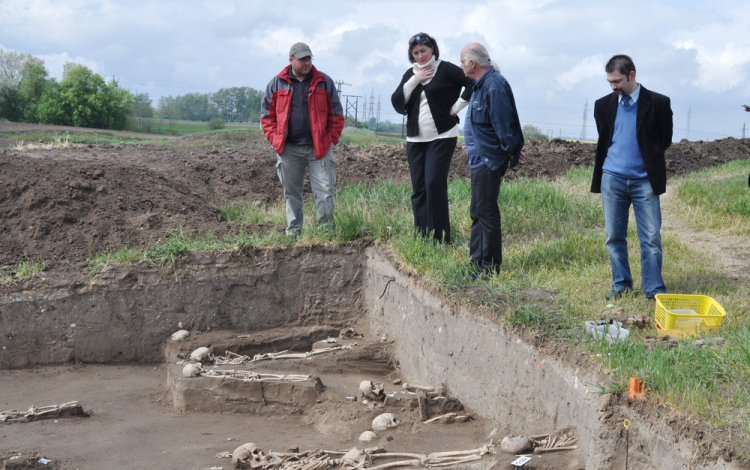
[261,42,345,237]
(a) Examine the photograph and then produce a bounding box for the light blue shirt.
[619,83,640,104]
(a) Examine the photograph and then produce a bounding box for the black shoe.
[605,288,633,301]
[469,264,499,281]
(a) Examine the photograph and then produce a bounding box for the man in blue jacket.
[460,43,524,279]
[591,55,673,300]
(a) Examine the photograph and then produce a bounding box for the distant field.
[127,118,261,136]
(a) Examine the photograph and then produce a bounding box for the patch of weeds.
[392,232,469,289]
[0,258,46,284]
[220,201,285,226]
[12,132,75,150]
[334,182,412,241]
[233,232,254,252]
[589,379,628,395]
[87,248,143,275]
[146,230,192,265]
[505,302,572,337]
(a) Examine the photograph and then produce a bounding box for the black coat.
[591,85,673,195]
[391,61,473,137]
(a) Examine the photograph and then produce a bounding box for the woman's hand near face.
[414,66,435,83]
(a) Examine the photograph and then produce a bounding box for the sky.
[2,0,750,141]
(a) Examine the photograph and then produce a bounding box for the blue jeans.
[601,173,666,297]
[276,143,336,235]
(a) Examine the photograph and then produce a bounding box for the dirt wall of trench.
[360,246,740,470]
[0,244,365,368]
[0,243,743,469]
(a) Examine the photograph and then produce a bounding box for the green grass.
[338,126,405,148]
[0,258,47,284]
[674,159,750,235]
[127,118,259,136]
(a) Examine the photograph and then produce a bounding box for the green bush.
[208,117,225,130]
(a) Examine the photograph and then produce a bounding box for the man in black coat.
[591,55,673,301]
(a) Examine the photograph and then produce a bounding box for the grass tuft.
[0,258,47,284]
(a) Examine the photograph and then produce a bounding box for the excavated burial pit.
[0,245,736,470]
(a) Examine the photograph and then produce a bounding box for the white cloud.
[558,55,606,89]
[249,28,307,58]
[674,40,750,92]
[37,52,101,80]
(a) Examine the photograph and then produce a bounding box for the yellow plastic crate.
[656,324,720,339]
[654,294,726,331]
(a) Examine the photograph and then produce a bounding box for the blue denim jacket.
[468,68,524,171]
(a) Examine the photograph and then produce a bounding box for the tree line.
[0,49,132,129]
[156,88,263,123]
[0,48,263,131]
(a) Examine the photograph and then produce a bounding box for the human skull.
[339,327,361,339]
[182,363,203,378]
[190,347,211,363]
[359,431,378,442]
[232,443,264,469]
[359,380,385,401]
[372,412,399,431]
[170,329,190,341]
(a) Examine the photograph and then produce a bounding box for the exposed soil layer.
[2,121,749,268]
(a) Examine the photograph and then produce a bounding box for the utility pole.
[686,106,692,141]
[343,95,363,125]
[743,123,746,139]
[376,96,381,132]
[334,80,350,94]
[369,88,375,124]
[580,98,588,142]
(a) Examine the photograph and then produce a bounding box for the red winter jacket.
[261,65,345,159]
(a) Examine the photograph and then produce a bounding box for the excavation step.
[168,363,325,413]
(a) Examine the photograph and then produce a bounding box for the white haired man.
[460,43,524,279]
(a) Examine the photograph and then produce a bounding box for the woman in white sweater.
[391,32,473,243]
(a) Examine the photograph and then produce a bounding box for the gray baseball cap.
[289,42,313,58]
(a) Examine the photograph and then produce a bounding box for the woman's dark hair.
[408,32,439,63]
